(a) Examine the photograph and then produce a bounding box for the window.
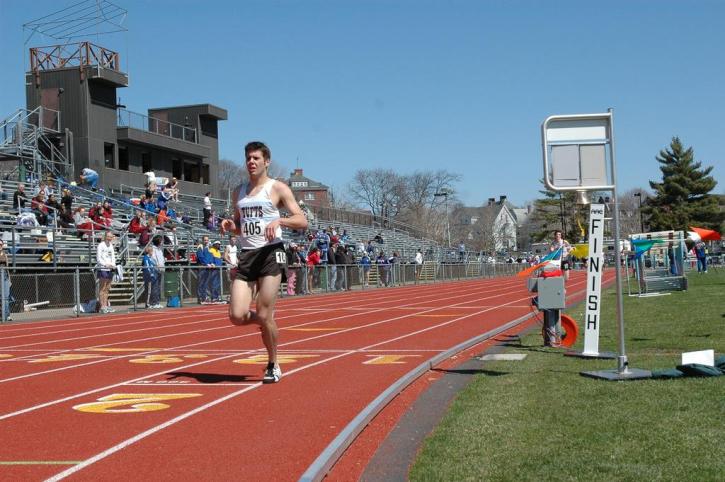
[184,160,200,183]
[199,115,217,138]
[304,192,315,201]
[118,147,129,171]
[172,159,182,179]
[141,152,152,173]
[292,181,308,188]
[104,143,115,168]
[201,164,210,184]
[89,81,116,108]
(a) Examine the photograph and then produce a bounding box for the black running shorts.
[235,243,287,282]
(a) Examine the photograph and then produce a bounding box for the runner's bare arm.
[220,185,243,235]
[265,181,308,240]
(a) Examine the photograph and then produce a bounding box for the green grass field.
[410,270,724,481]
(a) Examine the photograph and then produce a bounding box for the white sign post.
[582,204,607,356]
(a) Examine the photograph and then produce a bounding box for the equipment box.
[537,277,566,309]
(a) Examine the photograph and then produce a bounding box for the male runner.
[221,141,308,383]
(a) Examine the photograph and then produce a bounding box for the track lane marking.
[0,279,525,382]
[42,279,574,482]
[0,278,534,419]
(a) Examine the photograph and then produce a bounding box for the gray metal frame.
[541,108,648,379]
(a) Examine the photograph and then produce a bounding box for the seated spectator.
[31,192,49,225]
[374,232,384,244]
[17,211,39,228]
[46,193,62,225]
[157,209,170,226]
[139,218,156,247]
[180,212,192,225]
[127,211,147,235]
[89,201,104,228]
[73,207,94,238]
[61,188,73,213]
[340,229,350,244]
[165,177,180,202]
[157,187,171,212]
[101,200,113,227]
[79,167,99,190]
[58,208,74,229]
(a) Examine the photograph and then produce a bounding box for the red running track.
[0,271,605,481]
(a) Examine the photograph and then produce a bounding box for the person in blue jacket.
[196,235,214,303]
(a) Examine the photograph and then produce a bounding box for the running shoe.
[262,365,282,384]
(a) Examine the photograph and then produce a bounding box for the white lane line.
[42,280,565,482]
[0,279,531,419]
[0,279,523,382]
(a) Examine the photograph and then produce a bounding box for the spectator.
[61,188,73,213]
[89,201,104,228]
[31,192,49,225]
[96,231,116,313]
[327,242,338,290]
[149,235,166,308]
[157,209,170,226]
[376,251,390,287]
[316,229,330,263]
[13,184,26,213]
[101,200,113,228]
[694,240,707,273]
[141,245,159,309]
[344,245,355,290]
[458,242,466,262]
[223,235,239,281]
[79,167,99,190]
[0,240,13,321]
[366,240,375,256]
[334,243,347,291]
[202,192,212,226]
[340,229,350,244]
[157,186,171,212]
[297,244,309,294]
[180,212,192,225]
[306,246,321,292]
[46,193,62,225]
[388,251,399,285]
[209,240,224,302]
[127,211,147,236]
[196,235,214,303]
[374,232,384,244]
[73,207,94,238]
[415,249,424,281]
[165,177,180,202]
[139,218,156,247]
[286,243,299,296]
[58,207,74,230]
[360,252,371,287]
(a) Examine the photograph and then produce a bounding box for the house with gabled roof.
[286,168,330,208]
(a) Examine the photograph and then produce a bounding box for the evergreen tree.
[644,137,722,232]
[529,183,589,244]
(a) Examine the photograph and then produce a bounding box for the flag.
[570,243,588,259]
[631,239,664,259]
[689,226,721,241]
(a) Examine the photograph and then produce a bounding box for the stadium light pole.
[434,191,451,247]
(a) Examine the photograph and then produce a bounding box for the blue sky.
[1,0,723,206]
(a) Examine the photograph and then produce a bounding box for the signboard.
[583,204,605,355]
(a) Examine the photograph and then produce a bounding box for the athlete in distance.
[220,141,308,383]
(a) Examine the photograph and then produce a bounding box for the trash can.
[164,270,180,306]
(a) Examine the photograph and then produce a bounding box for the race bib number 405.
[242,221,262,236]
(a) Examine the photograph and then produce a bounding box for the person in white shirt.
[203,192,212,227]
[415,249,424,281]
[96,231,116,313]
[223,235,239,281]
[149,235,166,308]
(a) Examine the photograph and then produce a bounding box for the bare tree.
[348,168,406,217]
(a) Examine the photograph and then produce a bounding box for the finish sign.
[583,203,605,355]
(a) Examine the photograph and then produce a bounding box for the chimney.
[487,197,495,206]
[292,168,303,176]
[499,195,507,204]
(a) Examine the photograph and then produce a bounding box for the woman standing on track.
[220,141,308,384]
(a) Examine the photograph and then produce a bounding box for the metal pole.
[74,268,80,318]
[1,267,6,322]
[609,108,629,374]
[132,265,138,311]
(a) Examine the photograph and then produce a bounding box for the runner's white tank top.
[236,179,282,250]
